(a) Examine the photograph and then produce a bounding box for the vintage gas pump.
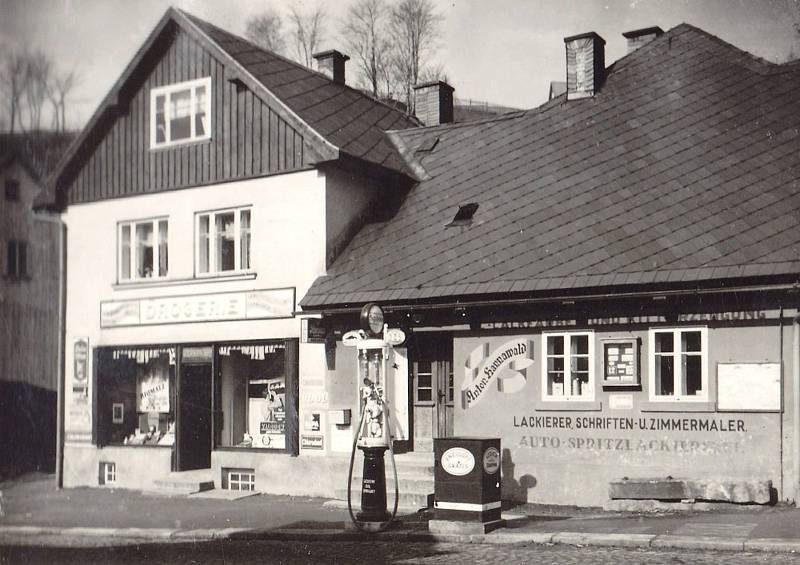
[344,303,405,532]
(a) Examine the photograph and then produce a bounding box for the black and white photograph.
[2,0,800,563]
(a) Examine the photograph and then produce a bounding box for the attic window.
[446,203,479,227]
[415,136,439,155]
[150,77,211,149]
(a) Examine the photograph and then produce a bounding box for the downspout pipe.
[35,212,66,488]
[793,315,799,506]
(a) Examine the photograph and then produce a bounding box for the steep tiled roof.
[182,12,419,173]
[301,24,800,309]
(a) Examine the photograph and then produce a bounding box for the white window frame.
[648,327,709,402]
[101,461,116,485]
[541,331,595,401]
[195,207,252,276]
[228,470,255,491]
[118,217,169,282]
[150,77,212,149]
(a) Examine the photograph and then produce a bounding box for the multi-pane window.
[227,470,255,491]
[118,218,168,281]
[542,332,594,400]
[6,240,27,278]
[649,328,708,401]
[150,77,211,148]
[196,208,251,275]
[415,360,433,403]
[5,179,19,201]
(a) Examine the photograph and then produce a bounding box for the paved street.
[3,539,800,564]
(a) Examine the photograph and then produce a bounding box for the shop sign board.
[301,435,324,449]
[717,363,781,411]
[100,288,295,327]
[461,339,533,408]
[301,318,327,343]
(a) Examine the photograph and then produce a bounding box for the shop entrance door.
[178,362,212,471]
[412,335,453,452]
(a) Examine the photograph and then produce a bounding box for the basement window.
[446,203,479,227]
[99,461,116,485]
[224,468,256,491]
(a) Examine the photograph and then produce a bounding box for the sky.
[1,0,799,130]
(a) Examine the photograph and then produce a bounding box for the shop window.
[118,218,168,281]
[150,77,211,148]
[649,328,708,402]
[98,461,116,485]
[223,468,256,491]
[6,239,27,278]
[5,179,19,201]
[96,347,176,446]
[542,332,594,401]
[196,207,251,275]
[216,343,288,450]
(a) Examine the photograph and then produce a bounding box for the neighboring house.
[51,8,419,493]
[0,132,73,478]
[300,26,800,506]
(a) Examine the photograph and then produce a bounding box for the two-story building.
[52,8,419,493]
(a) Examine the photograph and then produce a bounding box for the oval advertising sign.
[483,447,500,475]
[441,447,475,476]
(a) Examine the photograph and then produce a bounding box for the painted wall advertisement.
[453,331,782,505]
[66,337,92,443]
[248,377,286,449]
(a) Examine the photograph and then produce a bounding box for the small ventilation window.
[446,202,479,227]
[223,467,256,491]
[99,461,116,485]
[415,136,439,155]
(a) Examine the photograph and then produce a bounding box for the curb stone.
[650,535,745,551]
[4,525,800,553]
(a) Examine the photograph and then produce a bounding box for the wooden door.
[412,335,453,451]
[177,363,212,471]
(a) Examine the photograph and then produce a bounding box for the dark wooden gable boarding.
[63,23,311,205]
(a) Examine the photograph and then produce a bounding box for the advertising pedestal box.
[433,437,501,523]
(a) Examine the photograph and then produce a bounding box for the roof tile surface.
[302,24,800,308]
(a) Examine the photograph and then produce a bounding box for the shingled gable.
[300,23,800,311]
[52,7,418,206]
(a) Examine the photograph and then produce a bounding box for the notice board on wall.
[717,363,781,411]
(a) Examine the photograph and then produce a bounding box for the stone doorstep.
[608,478,772,504]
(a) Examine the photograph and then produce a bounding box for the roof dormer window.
[446,202,479,227]
[150,77,211,149]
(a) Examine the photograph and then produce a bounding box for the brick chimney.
[313,50,349,84]
[413,81,454,126]
[622,26,664,54]
[564,32,605,100]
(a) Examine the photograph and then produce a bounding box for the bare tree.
[387,0,443,111]
[245,9,287,55]
[289,4,326,67]
[1,50,29,134]
[47,68,78,133]
[341,0,392,97]
[24,49,50,131]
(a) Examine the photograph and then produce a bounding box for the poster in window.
[248,377,286,449]
[137,360,170,413]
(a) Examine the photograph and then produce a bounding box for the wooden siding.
[65,28,308,204]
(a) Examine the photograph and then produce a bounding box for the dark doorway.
[178,362,212,471]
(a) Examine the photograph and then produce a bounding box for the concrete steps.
[151,469,215,496]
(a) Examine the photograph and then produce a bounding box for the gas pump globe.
[343,303,406,531]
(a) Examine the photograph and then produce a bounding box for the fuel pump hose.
[346,394,400,532]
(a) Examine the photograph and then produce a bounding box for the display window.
[96,347,176,446]
[541,331,595,401]
[216,343,288,450]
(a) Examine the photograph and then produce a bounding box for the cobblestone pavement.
[3,539,800,564]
